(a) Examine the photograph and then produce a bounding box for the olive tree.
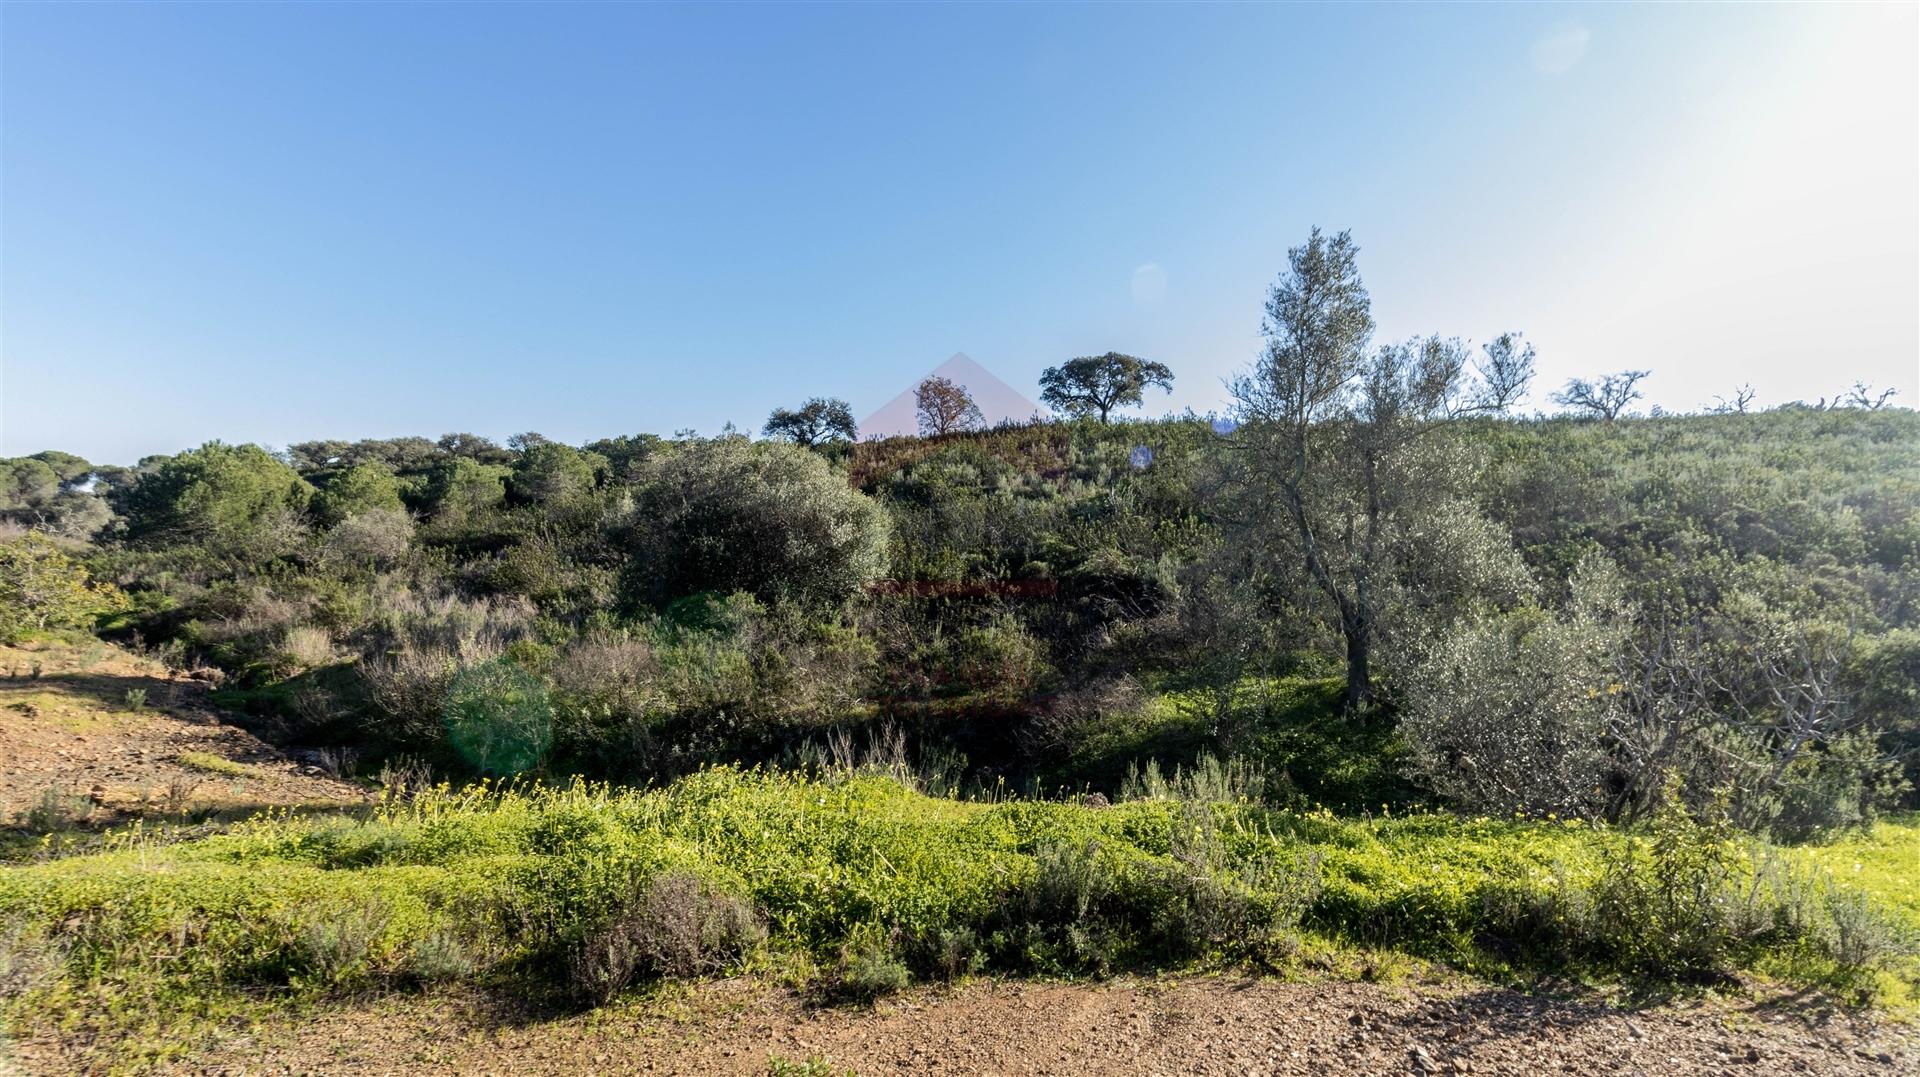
[1229,229,1532,710]
[1039,353,1173,422]
[1399,554,1625,817]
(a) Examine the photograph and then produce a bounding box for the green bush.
[0,535,126,640]
[442,658,552,775]
[624,439,889,608]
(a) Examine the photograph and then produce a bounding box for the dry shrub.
[550,631,660,719]
[358,588,535,747]
[280,624,339,671]
[324,507,415,567]
[1025,674,1144,753]
[568,873,765,1005]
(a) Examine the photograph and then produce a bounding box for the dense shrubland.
[3,404,1916,833]
[3,235,1917,1055]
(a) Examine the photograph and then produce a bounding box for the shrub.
[290,898,390,987]
[917,926,985,981]
[324,507,415,566]
[568,872,765,1005]
[15,785,92,832]
[834,940,911,1001]
[358,588,535,751]
[280,624,340,671]
[624,439,889,608]
[441,658,553,776]
[407,929,476,985]
[0,535,126,641]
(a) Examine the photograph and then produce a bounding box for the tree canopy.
[1039,353,1174,422]
[764,397,857,447]
[113,442,313,549]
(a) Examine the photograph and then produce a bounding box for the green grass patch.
[1798,813,1920,931]
[1053,676,1421,812]
[1,768,1913,1068]
[175,751,253,777]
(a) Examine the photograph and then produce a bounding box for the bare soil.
[8,976,1895,1077]
[0,640,366,830]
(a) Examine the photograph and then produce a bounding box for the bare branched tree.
[1553,370,1649,420]
[1605,608,1872,832]
[914,376,985,437]
[1709,384,1757,414]
[1841,381,1898,410]
[1475,332,1537,412]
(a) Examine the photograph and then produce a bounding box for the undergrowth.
[0,767,1913,1068]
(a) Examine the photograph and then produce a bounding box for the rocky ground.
[11,975,1895,1076]
[0,640,365,833]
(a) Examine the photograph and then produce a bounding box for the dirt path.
[41,976,1906,1076]
[0,641,365,830]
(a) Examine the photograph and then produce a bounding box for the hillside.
[1,639,365,852]
[4,408,1920,1072]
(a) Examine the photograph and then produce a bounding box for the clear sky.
[2,2,1915,464]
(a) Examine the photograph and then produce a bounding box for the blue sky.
[3,2,1915,463]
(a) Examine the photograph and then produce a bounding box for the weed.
[767,1054,854,1077]
[407,928,476,985]
[176,751,249,778]
[315,745,360,780]
[16,786,91,832]
[122,687,147,710]
[377,756,435,802]
[568,873,764,1005]
[162,774,204,814]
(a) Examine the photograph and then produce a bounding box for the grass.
[1053,676,1421,812]
[175,751,252,778]
[0,767,1913,1069]
[1799,813,1920,927]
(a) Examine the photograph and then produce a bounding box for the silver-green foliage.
[1399,553,1624,818]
